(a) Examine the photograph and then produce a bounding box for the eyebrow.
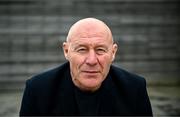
[71,44,87,50]
[72,44,110,51]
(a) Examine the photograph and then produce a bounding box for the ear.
[111,43,118,62]
[63,42,69,60]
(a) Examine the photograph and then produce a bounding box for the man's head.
[63,18,118,92]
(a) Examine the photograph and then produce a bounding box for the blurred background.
[0,0,180,116]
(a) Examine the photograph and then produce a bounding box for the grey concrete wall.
[0,0,180,90]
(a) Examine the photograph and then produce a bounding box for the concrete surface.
[0,86,180,116]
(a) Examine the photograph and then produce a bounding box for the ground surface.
[0,86,180,116]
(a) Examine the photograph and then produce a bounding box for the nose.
[85,50,98,66]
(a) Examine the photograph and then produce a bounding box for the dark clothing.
[74,86,100,115]
[20,62,153,116]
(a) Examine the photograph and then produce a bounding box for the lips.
[82,71,99,73]
[81,70,100,78]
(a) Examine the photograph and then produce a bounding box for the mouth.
[82,70,99,73]
[81,70,100,76]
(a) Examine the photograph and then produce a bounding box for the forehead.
[68,19,113,43]
[69,31,113,48]
[70,36,111,47]
[69,28,112,47]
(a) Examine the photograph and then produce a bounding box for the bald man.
[20,18,153,116]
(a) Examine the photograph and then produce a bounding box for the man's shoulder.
[110,65,146,86]
[26,62,69,87]
[109,65,147,98]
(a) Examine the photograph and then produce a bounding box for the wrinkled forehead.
[67,18,113,43]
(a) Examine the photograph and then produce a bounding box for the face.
[63,19,117,92]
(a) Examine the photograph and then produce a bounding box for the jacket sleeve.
[19,79,37,116]
[136,78,153,116]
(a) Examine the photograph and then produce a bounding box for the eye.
[76,47,87,53]
[96,48,107,54]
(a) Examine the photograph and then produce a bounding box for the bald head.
[66,18,113,43]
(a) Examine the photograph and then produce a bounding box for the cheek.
[99,55,113,66]
[69,55,85,71]
[98,55,112,73]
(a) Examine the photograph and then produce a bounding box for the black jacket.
[20,62,153,116]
